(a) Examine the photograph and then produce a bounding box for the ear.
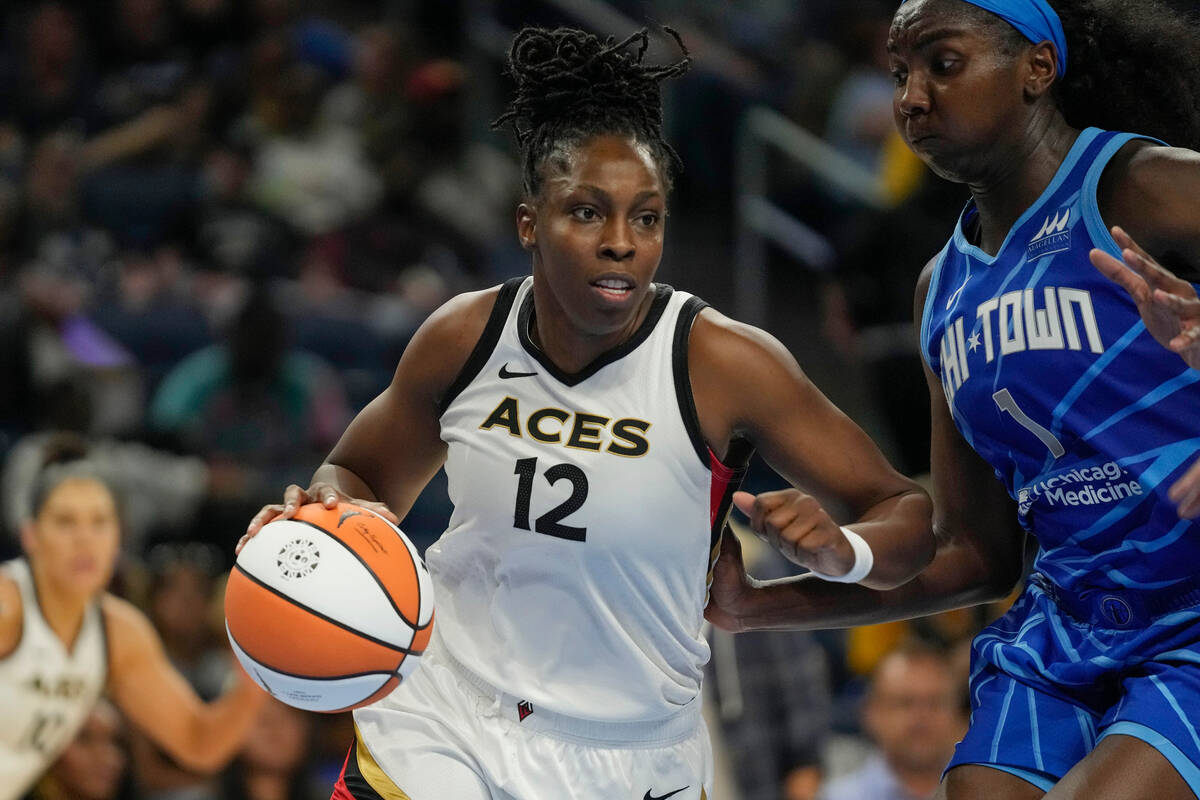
[516,203,537,251]
[1022,40,1059,100]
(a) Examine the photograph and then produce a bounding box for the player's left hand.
[1089,226,1200,371]
[1169,457,1200,519]
[732,490,855,577]
[704,531,753,634]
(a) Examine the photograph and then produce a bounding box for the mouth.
[590,276,636,303]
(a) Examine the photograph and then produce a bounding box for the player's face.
[888,0,1028,183]
[522,133,666,341]
[24,478,121,598]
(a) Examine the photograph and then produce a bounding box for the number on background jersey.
[992,388,1065,458]
[513,457,589,541]
[19,711,66,753]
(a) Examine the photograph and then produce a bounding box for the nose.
[897,73,930,118]
[599,218,635,262]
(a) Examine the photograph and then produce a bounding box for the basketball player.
[707,0,1200,798]
[0,443,268,800]
[240,26,936,800]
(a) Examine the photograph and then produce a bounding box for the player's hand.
[732,490,854,577]
[236,483,399,554]
[1169,457,1200,520]
[704,531,754,634]
[1089,227,1200,371]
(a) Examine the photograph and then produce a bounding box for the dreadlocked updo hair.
[961,0,1200,150]
[491,26,690,199]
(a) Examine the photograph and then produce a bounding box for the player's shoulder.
[1099,138,1200,251]
[99,593,158,666]
[914,253,943,311]
[0,571,23,659]
[687,306,809,399]
[408,283,515,366]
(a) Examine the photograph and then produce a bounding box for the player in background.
[0,440,268,800]
[708,0,1200,798]
[240,25,934,800]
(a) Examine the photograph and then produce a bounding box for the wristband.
[808,527,874,584]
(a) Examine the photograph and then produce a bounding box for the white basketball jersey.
[430,277,749,722]
[0,559,108,800]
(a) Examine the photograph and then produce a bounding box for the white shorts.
[333,642,713,800]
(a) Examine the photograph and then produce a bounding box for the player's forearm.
[173,672,267,773]
[313,462,379,501]
[732,537,1015,632]
[849,486,936,590]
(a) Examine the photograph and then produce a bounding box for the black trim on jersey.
[341,738,387,800]
[709,437,754,547]
[672,295,712,469]
[517,283,674,387]
[437,277,525,416]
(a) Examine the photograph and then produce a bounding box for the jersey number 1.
[992,388,1065,458]
[512,457,589,541]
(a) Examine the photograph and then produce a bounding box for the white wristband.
[808,527,874,584]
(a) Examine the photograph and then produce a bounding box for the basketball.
[224,502,434,713]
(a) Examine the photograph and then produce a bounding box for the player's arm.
[707,259,1027,632]
[690,308,934,591]
[0,574,21,659]
[241,287,500,545]
[103,594,267,773]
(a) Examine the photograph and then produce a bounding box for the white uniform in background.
[344,277,750,800]
[0,558,108,800]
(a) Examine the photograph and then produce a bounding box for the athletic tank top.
[431,277,749,722]
[921,128,1200,597]
[0,558,108,800]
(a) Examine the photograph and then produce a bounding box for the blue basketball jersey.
[920,127,1200,597]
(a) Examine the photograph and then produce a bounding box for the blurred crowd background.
[4,1,1195,799]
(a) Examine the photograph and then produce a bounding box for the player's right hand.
[236,483,400,554]
[732,489,855,577]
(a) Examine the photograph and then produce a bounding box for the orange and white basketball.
[224,502,434,713]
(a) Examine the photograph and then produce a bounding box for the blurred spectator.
[823,1,895,174]
[129,542,231,800]
[708,534,833,800]
[820,642,966,800]
[241,55,382,237]
[26,699,138,800]
[148,284,349,545]
[219,698,324,800]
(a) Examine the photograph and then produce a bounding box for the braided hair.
[491,26,690,199]
[957,0,1200,149]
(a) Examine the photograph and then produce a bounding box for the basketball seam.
[231,563,424,655]
[289,518,429,631]
[226,622,403,683]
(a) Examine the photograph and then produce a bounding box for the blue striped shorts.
[948,576,1200,792]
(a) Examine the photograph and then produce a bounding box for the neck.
[528,274,655,374]
[29,563,91,651]
[967,113,1078,255]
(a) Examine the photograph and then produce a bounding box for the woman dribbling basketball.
[243,25,937,800]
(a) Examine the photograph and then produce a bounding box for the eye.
[635,212,660,228]
[890,68,908,87]
[932,57,958,74]
[571,206,599,222]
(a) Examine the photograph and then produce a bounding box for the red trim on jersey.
[710,449,743,527]
[330,748,356,800]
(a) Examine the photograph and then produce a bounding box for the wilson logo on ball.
[277,538,321,579]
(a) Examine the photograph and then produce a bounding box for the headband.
[902,0,1068,77]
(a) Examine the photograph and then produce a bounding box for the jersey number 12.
[512,457,589,541]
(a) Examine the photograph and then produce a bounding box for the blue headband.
[902,0,1068,77]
